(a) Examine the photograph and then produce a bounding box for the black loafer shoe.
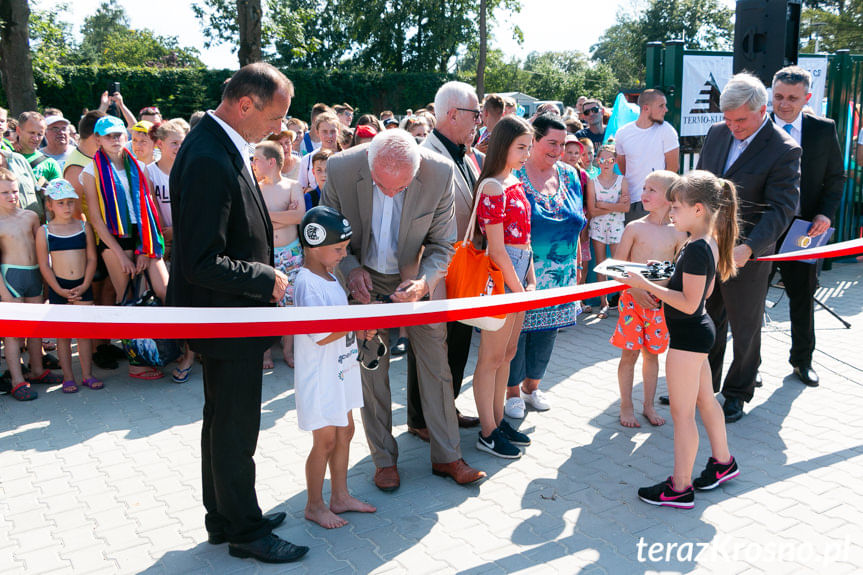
[208,511,287,545]
[793,365,819,387]
[658,395,670,405]
[228,533,308,563]
[723,397,744,423]
[92,349,119,370]
[754,372,763,388]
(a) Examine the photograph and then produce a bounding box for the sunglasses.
[598,157,615,164]
[358,334,388,371]
[583,106,601,115]
[456,108,481,121]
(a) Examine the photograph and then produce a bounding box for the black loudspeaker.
[733,0,802,86]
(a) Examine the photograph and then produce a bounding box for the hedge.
[34,66,457,123]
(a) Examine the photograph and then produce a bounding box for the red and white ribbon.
[1,238,859,339]
[0,282,623,339]
[755,237,863,262]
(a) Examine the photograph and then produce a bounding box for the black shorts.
[98,225,140,253]
[667,314,716,353]
[48,276,94,305]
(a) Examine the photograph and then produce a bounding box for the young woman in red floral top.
[470,115,537,460]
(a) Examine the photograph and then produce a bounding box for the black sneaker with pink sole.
[638,477,695,509]
[693,456,739,490]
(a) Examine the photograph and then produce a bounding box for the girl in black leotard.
[618,170,741,509]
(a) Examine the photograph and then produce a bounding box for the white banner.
[680,54,829,137]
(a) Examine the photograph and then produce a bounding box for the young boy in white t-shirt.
[294,206,376,529]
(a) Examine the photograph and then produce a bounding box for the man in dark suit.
[696,72,801,422]
[168,63,308,563]
[770,66,845,387]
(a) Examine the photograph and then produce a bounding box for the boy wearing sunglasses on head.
[293,206,377,529]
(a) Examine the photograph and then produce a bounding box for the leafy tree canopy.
[800,0,863,53]
[591,0,733,87]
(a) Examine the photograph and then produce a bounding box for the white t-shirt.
[293,267,363,431]
[81,162,138,224]
[146,162,172,228]
[298,148,319,190]
[614,121,679,203]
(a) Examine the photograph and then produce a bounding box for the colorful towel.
[93,148,164,258]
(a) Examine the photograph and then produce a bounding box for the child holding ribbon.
[617,170,740,508]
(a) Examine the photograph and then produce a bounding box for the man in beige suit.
[409,81,484,439]
[323,129,486,490]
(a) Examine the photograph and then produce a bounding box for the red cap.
[355,125,378,139]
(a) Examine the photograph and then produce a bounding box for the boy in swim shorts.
[0,168,62,400]
[610,171,687,427]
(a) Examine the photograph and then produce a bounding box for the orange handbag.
[445,190,506,331]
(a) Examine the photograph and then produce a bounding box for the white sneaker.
[522,389,551,411]
[504,397,526,419]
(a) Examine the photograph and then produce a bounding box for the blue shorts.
[503,245,532,294]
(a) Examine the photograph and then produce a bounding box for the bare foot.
[619,405,641,428]
[643,407,666,426]
[330,494,376,515]
[263,350,274,370]
[305,503,348,529]
[283,350,294,368]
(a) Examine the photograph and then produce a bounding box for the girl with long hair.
[471,115,537,459]
[618,170,741,508]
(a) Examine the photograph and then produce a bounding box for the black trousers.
[407,320,473,429]
[706,260,771,403]
[201,355,270,543]
[778,260,818,367]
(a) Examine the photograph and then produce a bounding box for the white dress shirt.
[365,183,403,275]
[208,111,255,180]
[724,116,770,174]
[776,113,803,145]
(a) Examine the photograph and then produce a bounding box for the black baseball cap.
[300,206,353,247]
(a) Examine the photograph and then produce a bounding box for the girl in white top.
[293,206,376,529]
[146,120,196,383]
[586,144,630,318]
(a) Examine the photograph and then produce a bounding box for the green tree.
[592,0,733,87]
[74,1,203,67]
[29,3,75,87]
[78,0,129,63]
[800,0,863,53]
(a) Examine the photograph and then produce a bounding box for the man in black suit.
[771,66,845,387]
[168,63,308,563]
[696,72,801,422]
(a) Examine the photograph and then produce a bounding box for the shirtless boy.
[611,171,687,427]
[253,141,306,368]
[0,168,61,400]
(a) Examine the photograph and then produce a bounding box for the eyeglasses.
[358,335,388,371]
[456,108,481,121]
[583,106,601,115]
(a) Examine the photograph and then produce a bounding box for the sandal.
[129,367,164,380]
[42,339,57,352]
[581,304,593,314]
[27,370,63,385]
[82,377,104,390]
[597,305,610,320]
[171,366,192,384]
[11,382,38,401]
[62,380,79,394]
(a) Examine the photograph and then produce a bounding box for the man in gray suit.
[696,72,801,423]
[409,81,484,438]
[323,129,486,490]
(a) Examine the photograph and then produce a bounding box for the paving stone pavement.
[1,262,862,574]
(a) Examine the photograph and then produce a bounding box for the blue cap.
[94,116,127,136]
